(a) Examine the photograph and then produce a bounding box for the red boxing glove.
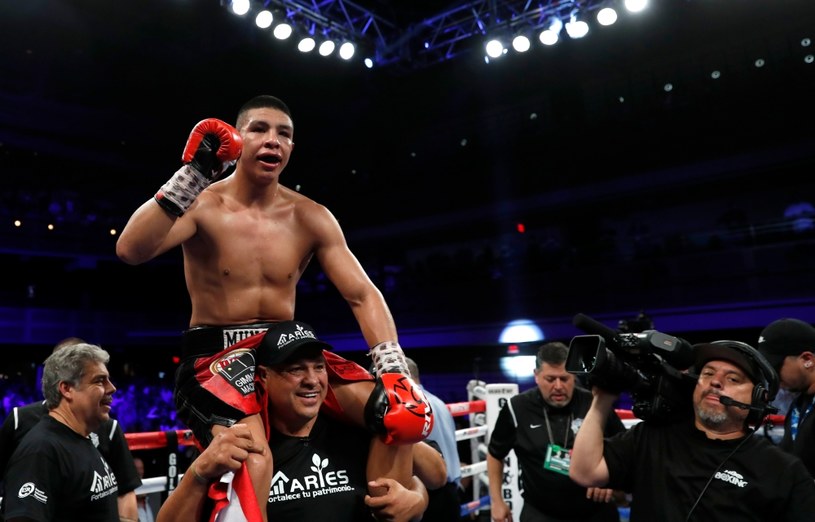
[364,373,434,445]
[155,118,243,216]
[182,118,243,179]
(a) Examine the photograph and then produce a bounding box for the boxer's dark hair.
[236,95,292,128]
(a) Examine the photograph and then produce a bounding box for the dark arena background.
[1,0,814,497]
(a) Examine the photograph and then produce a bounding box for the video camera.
[566,313,697,423]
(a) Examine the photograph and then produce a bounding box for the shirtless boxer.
[116,95,433,521]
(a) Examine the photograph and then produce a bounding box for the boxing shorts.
[174,323,373,446]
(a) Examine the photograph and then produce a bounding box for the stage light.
[500,355,537,380]
[318,40,336,56]
[596,7,618,26]
[255,10,273,29]
[624,0,648,13]
[221,0,657,69]
[364,57,374,68]
[549,17,563,35]
[565,13,589,39]
[338,41,356,60]
[297,37,316,53]
[485,38,505,59]
[539,16,562,46]
[539,28,559,46]
[499,319,544,343]
[511,34,531,53]
[273,22,293,40]
[230,0,250,16]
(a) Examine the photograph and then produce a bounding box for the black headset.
[701,340,780,428]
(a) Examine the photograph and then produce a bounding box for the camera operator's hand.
[586,487,615,503]
[585,375,627,396]
[590,386,620,404]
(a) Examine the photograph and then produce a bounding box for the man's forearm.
[570,391,616,487]
[368,439,414,493]
[406,475,429,522]
[412,442,447,490]
[118,491,138,522]
[155,467,210,522]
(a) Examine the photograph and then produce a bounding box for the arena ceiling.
[1,0,814,345]
[1,0,813,251]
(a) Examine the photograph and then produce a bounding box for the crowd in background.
[1,371,178,434]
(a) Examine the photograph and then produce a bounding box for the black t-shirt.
[266,414,372,520]
[3,416,120,521]
[0,401,141,495]
[604,416,815,521]
[488,386,626,520]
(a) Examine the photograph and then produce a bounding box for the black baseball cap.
[256,321,332,366]
[757,318,815,371]
[693,341,761,383]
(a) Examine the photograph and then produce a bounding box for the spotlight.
[624,0,649,13]
[297,37,316,53]
[485,38,505,59]
[255,10,273,29]
[539,28,559,46]
[230,0,250,16]
[318,40,336,56]
[273,22,293,40]
[565,13,589,39]
[364,57,374,68]
[338,41,356,60]
[539,17,562,46]
[511,34,531,53]
[498,319,544,343]
[596,7,618,26]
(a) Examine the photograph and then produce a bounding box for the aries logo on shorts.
[209,348,257,396]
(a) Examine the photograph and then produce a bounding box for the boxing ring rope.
[125,387,788,517]
[126,429,197,452]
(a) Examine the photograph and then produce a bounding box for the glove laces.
[369,341,410,376]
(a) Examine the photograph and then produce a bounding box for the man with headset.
[569,339,815,521]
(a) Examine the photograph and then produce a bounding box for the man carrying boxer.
[116,95,432,521]
[156,321,441,522]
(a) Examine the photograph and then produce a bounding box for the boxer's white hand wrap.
[154,164,213,217]
[369,340,410,376]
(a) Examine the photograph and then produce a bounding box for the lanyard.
[543,407,572,448]
[790,395,815,441]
